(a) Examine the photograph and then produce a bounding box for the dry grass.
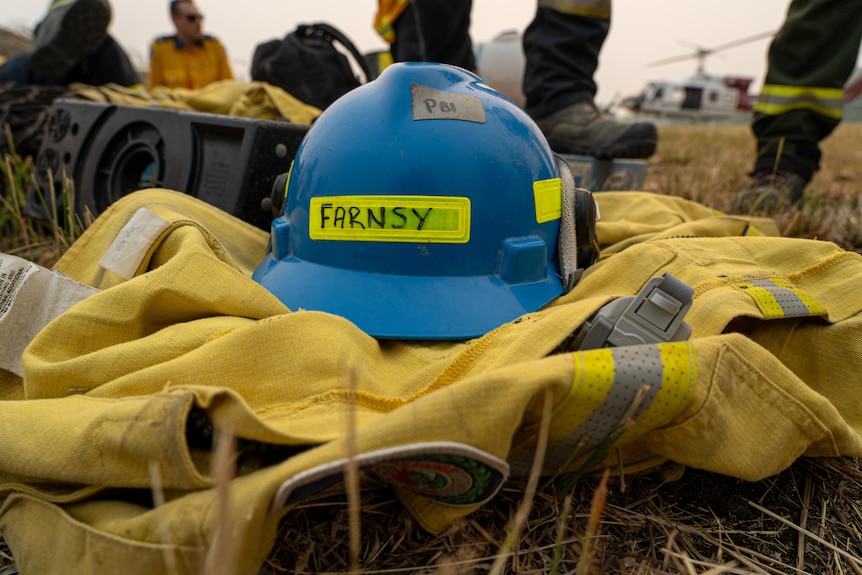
[645,122,862,252]
[0,27,33,60]
[258,457,862,575]
[2,122,862,574]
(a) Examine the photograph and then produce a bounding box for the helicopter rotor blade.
[708,30,776,54]
[646,52,701,68]
[677,39,707,53]
[646,30,775,69]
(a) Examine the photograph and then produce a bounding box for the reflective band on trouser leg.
[509,341,696,477]
[537,0,610,19]
[754,84,844,121]
[729,277,827,319]
[49,0,76,9]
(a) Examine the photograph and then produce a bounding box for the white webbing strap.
[556,155,582,293]
[0,253,99,377]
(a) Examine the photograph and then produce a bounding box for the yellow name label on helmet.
[309,196,471,243]
[533,178,562,223]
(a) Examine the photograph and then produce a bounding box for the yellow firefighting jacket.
[148,34,234,90]
[2,190,862,574]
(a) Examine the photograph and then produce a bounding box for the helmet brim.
[253,254,564,340]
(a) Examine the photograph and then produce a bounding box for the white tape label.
[0,254,99,377]
[411,83,487,123]
[0,257,37,322]
[99,208,171,280]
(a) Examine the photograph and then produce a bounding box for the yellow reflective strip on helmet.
[729,277,827,318]
[755,84,845,120]
[309,195,471,243]
[533,178,562,223]
[538,0,611,19]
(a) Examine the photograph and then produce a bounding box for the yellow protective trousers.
[1,189,861,574]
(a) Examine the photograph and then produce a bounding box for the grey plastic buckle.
[577,273,694,350]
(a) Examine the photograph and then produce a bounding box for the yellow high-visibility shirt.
[148,34,234,90]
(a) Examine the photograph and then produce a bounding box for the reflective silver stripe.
[538,0,611,19]
[510,345,664,476]
[556,156,581,292]
[729,276,827,319]
[545,345,663,465]
[755,84,844,120]
[748,278,815,317]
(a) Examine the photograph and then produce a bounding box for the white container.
[475,30,526,108]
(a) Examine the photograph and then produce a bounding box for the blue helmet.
[253,62,580,340]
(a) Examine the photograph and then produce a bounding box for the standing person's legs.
[731,0,862,214]
[522,0,658,159]
[523,1,608,119]
[390,3,422,63]
[394,0,475,71]
[752,0,862,182]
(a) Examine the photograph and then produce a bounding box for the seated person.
[148,0,234,90]
[0,0,140,88]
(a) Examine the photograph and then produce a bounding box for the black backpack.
[251,22,372,111]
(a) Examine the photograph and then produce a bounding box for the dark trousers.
[392,0,476,71]
[522,6,608,120]
[0,36,140,87]
[751,0,862,180]
[390,2,609,121]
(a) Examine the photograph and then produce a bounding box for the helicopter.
[614,31,775,122]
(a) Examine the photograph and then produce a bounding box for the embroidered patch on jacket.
[271,441,508,512]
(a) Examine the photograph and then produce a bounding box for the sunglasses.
[183,13,204,22]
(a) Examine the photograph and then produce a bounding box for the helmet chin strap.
[555,155,600,293]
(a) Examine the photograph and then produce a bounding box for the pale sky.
[2,1,858,105]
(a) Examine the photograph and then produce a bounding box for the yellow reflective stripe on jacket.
[510,341,696,476]
[148,36,234,90]
[754,84,845,120]
[538,0,611,19]
[729,276,828,318]
[375,0,411,43]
